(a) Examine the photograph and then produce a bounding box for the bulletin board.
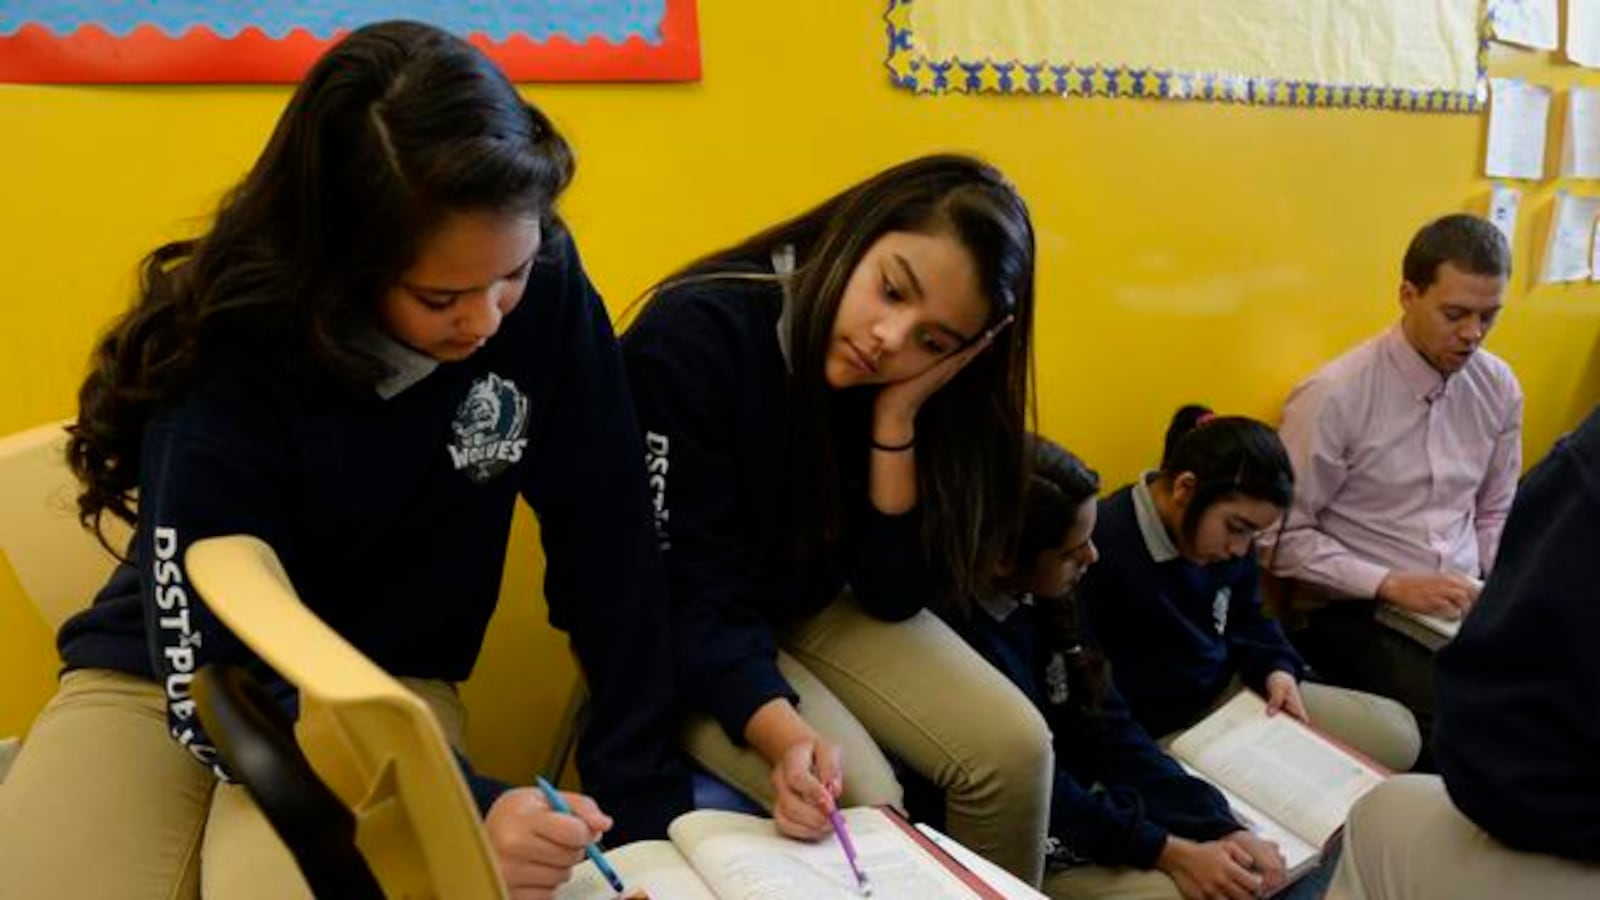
[0,0,700,83]
[887,0,1485,111]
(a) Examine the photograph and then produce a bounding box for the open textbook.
[1171,691,1387,886]
[555,805,1038,900]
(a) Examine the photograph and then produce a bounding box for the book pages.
[674,809,982,900]
[1375,605,1461,651]
[915,824,1047,900]
[557,840,719,900]
[1178,761,1322,881]
[1171,692,1384,846]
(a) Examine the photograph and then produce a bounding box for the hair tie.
[871,435,916,453]
[1195,411,1216,426]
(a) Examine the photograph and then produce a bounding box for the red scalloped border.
[0,0,700,83]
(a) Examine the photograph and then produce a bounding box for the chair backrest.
[0,421,127,630]
[193,664,386,900]
[184,535,507,900]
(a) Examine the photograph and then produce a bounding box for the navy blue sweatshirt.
[58,232,692,843]
[950,596,1241,869]
[620,261,936,743]
[1434,405,1600,862]
[1079,481,1304,738]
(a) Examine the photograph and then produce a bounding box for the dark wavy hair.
[1159,405,1294,542]
[1017,436,1100,569]
[68,20,575,545]
[1402,213,1511,290]
[638,154,1036,604]
[1017,435,1109,715]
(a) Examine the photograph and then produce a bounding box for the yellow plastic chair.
[184,534,507,900]
[0,420,127,783]
[193,662,389,898]
[0,420,127,632]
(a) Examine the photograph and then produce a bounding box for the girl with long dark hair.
[0,21,687,899]
[623,154,1052,883]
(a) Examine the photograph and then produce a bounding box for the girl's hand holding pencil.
[484,777,616,900]
[770,735,845,841]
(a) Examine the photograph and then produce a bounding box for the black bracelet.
[871,435,916,452]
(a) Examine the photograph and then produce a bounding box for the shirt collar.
[354,328,439,400]
[1381,323,1447,404]
[976,589,1033,623]
[772,244,796,373]
[1131,471,1182,563]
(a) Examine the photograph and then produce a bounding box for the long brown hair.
[639,154,1036,603]
[68,20,574,546]
[1018,435,1109,715]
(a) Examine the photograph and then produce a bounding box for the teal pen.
[533,775,626,894]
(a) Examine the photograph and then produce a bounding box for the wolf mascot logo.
[448,373,530,483]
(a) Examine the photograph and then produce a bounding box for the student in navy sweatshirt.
[950,436,1294,900]
[1079,407,1421,773]
[0,22,688,900]
[1328,406,1600,900]
[623,155,1053,883]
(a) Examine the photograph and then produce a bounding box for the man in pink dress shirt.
[1261,214,1522,767]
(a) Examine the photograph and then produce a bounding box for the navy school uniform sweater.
[620,258,937,743]
[949,595,1241,869]
[1079,480,1304,738]
[58,232,692,843]
[1434,404,1600,862]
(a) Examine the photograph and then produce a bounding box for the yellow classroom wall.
[3,2,1599,783]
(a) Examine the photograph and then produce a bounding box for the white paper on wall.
[1569,0,1600,67]
[1486,78,1551,180]
[1542,193,1600,283]
[1590,219,1600,281]
[1563,88,1600,177]
[1492,0,1559,50]
[1489,184,1522,248]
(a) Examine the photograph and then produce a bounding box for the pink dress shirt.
[1263,324,1523,599]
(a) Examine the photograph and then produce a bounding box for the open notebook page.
[672,808,982,900]
[555,840,717,900]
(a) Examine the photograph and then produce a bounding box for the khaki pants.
[0,669,467,900]
[1297,682,1420,774]
[1328,774,1600,900]
[1044,865,1184,900]
[1042,840,1340,900]
[1295,603,1437,769]
[683,594,1054,886]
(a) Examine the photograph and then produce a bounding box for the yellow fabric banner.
[886,0,1484,112]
